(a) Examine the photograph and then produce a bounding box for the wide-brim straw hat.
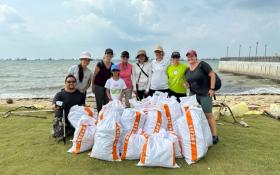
[136,49,148,59]
[154,45,164,53]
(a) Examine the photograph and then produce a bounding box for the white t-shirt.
[105,78,127,100]
[150,58,170,90]
[68,65,93,93]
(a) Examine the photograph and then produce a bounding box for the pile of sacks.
[67,92,213,168]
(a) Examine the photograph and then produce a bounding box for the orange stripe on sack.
[96,113,104,125]
[153,111,162,133]
[140,131,149,139]
[172,142,176,166]
[84,107,94,117]
[184,106,197,161]
[121,131,133,160]
[112,123,121,160]
[73,124,88,154]
[163,104,174,131]
[132,111,141,132]
[140,140,148,164]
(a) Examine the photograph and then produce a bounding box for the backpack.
[199,61,222,91]
[213,73,222,91]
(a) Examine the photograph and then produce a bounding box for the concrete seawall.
[218,57,280,81]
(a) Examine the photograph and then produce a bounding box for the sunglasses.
[187,54,196,58]
[172,56,180,59]
[66,81,76,83]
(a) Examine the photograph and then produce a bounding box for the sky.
[0,0,280,59]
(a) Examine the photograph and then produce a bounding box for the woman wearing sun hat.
[132,49,152,100]
[92,48,114,112]
[68,51,93,94]
[149,45,170,96]
[118,51,133,107]
[167,51,188,101]
[184,49,219,144]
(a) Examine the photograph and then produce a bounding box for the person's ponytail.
[78,64,84,82]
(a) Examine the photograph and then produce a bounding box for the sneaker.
[213,136,220,145]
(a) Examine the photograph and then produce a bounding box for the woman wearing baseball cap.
[92,48,114,112]
[167,51,188,101]
[132,49,152,100]
[68,51,93,95]
[118,51,133,107]
[185,49,219,144]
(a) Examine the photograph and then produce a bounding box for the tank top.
[94,61,113,87]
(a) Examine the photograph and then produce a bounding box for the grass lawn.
[0,105,279,175]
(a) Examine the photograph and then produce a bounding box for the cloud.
[1,0,280,58]
[0,4,29,34]
[0,4,23,23]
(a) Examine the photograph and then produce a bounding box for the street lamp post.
[265,44,267,56]
[226,46,229,57]
[256,42,259,56]
[249,46,251,57]
[238,44,242,57]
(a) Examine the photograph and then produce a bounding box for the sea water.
[0,59,279,98]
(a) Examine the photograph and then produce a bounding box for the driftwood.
[263,110,280,120]
[1,106,52,119]
[213,102,249,127]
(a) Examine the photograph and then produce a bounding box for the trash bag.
[97,100,124,123]
[161,97,182,132]
[177,105,208,165]
[90,108,122,161]
[68,105,96,129]
[119,108,147,154]
[120,108,146,133]
[121,130,148,160]
[142,108,166,135]
[137,131,179,168]
[68,116,96,154]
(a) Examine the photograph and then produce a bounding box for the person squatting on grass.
[118,51,133,107]
[105,64,127,101]
[52,74,86,139]
[68,51,93,96]
[132,49,152,100]
[92,48,114,113]
[184,50,219,144]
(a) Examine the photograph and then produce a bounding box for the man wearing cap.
[149,45,170,96]
[92,48,114,112]
[132,49,152,100]
[167,51,188,101]
[68,51,93,95]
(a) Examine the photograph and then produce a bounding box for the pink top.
[119,62,133,89]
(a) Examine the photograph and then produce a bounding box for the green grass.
[0,105,279,175]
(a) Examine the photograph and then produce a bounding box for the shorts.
[190,93,212,113]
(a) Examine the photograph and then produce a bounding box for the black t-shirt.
[94,61,113,87]
[185,61,212,96]
[52,89,85,124]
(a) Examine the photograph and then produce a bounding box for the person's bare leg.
[205,112,217,136]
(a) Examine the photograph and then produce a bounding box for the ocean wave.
[220,87,280,95]
[11,85,64,92]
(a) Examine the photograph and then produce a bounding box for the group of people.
[52,45,219,145]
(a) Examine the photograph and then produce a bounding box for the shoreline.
[0,94,279,111]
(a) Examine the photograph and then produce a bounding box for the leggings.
[94,85,109,113]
